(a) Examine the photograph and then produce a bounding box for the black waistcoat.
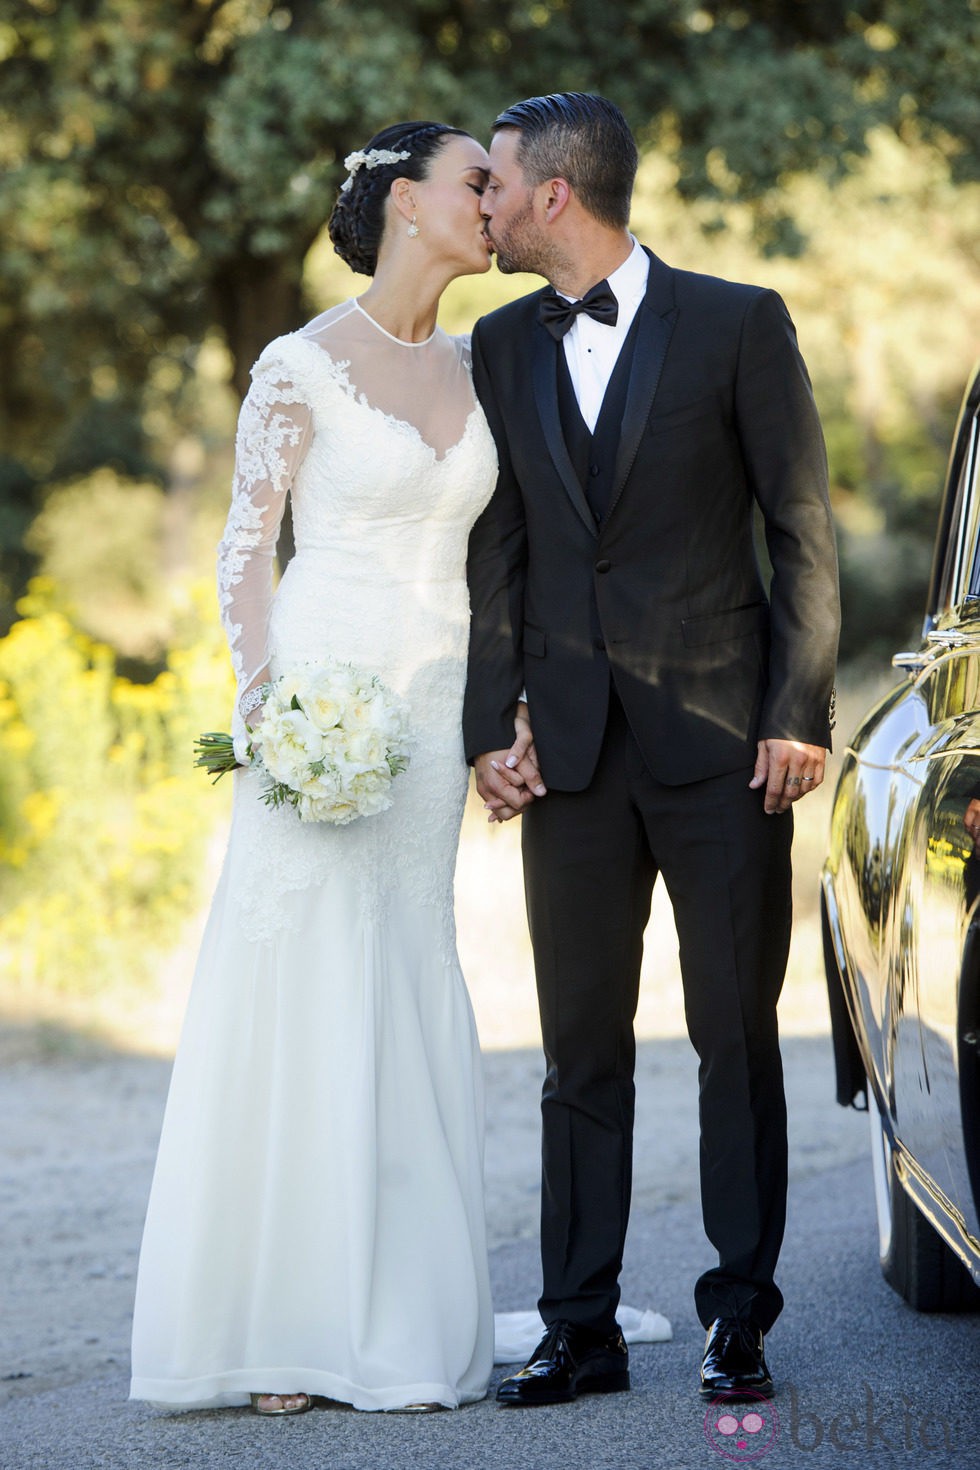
[555,310,643,528]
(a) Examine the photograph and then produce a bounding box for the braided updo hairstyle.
[329,121,469,276]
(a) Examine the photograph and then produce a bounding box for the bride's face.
[410,135,493,277]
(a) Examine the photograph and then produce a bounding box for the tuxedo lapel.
[531,323,598,538]
[606,251,677,525]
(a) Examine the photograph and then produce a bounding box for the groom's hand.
[750,738,826,814]
[509,700,545,791]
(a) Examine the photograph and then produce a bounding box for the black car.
[822,362,980,1312]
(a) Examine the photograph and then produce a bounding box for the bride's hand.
[233,703,265,765]
[479,702,547,823]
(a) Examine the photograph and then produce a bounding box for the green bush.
[0,578,235,995]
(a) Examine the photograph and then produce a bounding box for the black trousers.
[521,694,792,1335]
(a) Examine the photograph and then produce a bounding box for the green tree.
[3,1,979,645]
[3,0,979,469]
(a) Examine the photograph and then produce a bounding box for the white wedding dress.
[129,300,499,1411]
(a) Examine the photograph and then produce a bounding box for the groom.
[463,93,839,1404]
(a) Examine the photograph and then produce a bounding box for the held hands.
[474,702,547,823]
[750,738,827,815]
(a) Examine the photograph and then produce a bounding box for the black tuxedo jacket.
[463,249,840,790]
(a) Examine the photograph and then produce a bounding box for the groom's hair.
[492,93,637,229]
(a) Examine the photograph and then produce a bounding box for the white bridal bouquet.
[195,661,412,825]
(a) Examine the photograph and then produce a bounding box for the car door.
[884,368,980,1244]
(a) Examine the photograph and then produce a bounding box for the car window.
[964,406,980,597]
[931,373,980,618]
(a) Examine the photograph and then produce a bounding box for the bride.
[129,121,534,1415]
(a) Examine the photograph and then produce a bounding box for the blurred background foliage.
[0,577,234,996]
[0,0,978,1008]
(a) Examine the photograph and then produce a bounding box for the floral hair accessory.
[340,148,412,193]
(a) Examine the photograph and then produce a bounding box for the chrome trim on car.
[894,1143,980,1287]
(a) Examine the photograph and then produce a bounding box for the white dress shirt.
[515,241,649,709]
[557,236,650,432]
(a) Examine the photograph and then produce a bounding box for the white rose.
[304,688,345,732]
[306,792,358,824]
[341,696,376,732]
[269,670,306,713]
[294,764,339,798]
[344,728,385,766]
[297,792,343,823]
[350,768,390,810]
[257,710,325,786]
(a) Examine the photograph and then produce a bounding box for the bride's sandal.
[250,1392,313,1416]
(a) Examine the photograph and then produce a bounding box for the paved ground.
[4,731,977,1470]
[3,1027,978,1470]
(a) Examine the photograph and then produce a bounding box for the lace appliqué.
[216,363,312,692]
[229,752,468,966]
[218,328,498,956]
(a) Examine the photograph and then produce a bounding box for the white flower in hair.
[340,147,412,192]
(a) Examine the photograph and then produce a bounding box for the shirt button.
[594,637,606,651]
[595,559,611,573]
[589,464,600,477]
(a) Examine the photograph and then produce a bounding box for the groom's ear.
[540,177,572,222]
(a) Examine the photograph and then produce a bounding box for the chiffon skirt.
[130,779,493,1411]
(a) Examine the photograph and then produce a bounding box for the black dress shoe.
[496,1320,630,1406]
[699,1316,773,1400]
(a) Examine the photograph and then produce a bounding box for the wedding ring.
[802,775,814,782]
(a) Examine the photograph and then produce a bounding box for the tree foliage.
[3,0,979,469]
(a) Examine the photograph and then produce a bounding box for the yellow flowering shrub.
[0,579,235,994]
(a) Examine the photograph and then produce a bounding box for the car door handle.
[894,630,971,669]
[926,629,970,646]
[892,648,938,672]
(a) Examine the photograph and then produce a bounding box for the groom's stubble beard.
[490,191,562,281]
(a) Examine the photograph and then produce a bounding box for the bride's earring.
[407,215,419,238]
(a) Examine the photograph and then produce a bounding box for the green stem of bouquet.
[194,731,245,783]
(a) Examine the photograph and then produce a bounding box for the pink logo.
[704,1391,780,1461]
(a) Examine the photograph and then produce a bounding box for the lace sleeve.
[216,354,313,708]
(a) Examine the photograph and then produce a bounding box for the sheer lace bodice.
[217,299,485,709]
[213,301,497,944]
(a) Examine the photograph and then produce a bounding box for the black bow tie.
[538,281,619,340]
